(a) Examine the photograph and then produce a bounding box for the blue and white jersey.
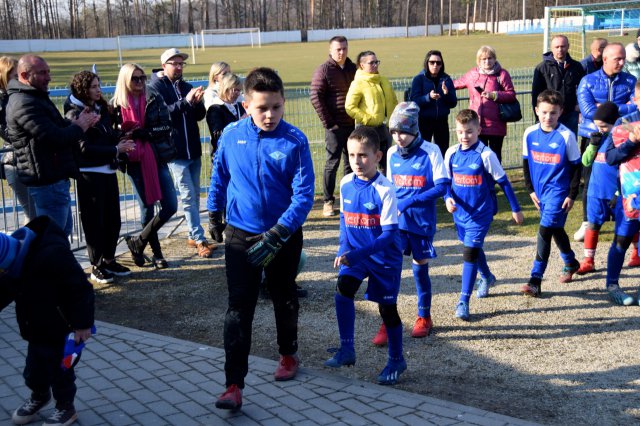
[339,172,403,266]
[387,141,449,236]
[522,123,581,204]
[588,136,618,200]
[444,141,505,227]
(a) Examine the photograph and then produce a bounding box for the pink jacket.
[453,63,516,137]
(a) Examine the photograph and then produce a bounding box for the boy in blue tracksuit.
[386,101,449,339]
[325,126,406,386]
[521,90,582,297]
[207,67,315,411]
[444,109,523,321]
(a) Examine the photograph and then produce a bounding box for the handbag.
[499,100,522,122]
[496,74,522,122]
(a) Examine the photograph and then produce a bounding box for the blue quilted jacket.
[577,69,637,138]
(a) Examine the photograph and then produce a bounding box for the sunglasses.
[131,76,147,83]
[365,60,381,65]
[428,60,443,65]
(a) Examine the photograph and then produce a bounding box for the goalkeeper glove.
[208,211,225,243]
[246,223,290,267]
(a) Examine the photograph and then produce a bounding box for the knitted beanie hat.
[389,101,420,136]
[593,101,620,125]
[0,232,18,271]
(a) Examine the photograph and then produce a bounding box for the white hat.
[161,48,189,65]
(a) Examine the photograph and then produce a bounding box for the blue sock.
[412,262,431,318]
[460,261,477,303]
[559,250,577,265]
[477,249,491,279]
[335,293,355,351]
[386,324,403,360]
[606,242,626,288]
[531,260,547,279]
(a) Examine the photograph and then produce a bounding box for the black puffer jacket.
[6,79,84,185]
[64,95,120,169]
[0,216,95,345]
[113,87,175,164]
[531,52,585,115]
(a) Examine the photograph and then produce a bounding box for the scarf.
[397,136,423,158]
[120,93,162,205]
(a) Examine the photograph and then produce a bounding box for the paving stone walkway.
[0,307,539,426]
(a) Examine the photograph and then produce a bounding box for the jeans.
[559,110,579,137]
[127,162,178,255]
[4,163,36,222]
[222,224,302,388]
[24,341,77,410]
[168,158,205,242]
[28,179,73,237]
[323,126,353,202]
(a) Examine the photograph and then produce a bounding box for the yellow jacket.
[345,70,398,127]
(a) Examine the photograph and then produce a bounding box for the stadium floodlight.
[200,28,261,50]
[543,1,640,59]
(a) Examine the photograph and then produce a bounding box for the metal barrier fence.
[1,67,536,247]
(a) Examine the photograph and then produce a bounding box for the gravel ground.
[94,209,640,425]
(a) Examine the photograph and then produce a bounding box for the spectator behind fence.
[0,56,35,223]
[575,43,637,242]
[623,30,640,80]
[204,61,231,110]
[150,48,214,258]
[310,35,357,217]
[0,216,95,426]
[6,55,99,237]
[64,71,135,284]
[453,45,516,163]
[532,35,585,135]
[112,63,178,270]
[206,73,245,162]
[581,38,608,74]
[345,50,397,175]
[409,50,457,156]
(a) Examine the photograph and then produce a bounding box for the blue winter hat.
[0,232,18,270]
[389,101,420,136]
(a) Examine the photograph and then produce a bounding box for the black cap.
[593,101,620,125]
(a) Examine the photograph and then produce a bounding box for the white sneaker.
[573,221,588,242]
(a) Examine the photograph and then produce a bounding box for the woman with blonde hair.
[453,45,517,163]
[205,73,245,160]
[0,55,36,223]
[345,50,398,174]
[204,61,231,110]
[112,63,178,269]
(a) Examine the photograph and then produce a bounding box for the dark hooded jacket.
[148,71,206,160]
[0,216,95,345]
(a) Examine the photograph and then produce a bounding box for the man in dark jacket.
[0,216,95,425]
[581,38,608,74]
[149,48,212,257]
[6,55,98,237]
[310,36,357,217]
[531,35,585,136]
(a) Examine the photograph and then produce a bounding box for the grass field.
[25,32,630,88]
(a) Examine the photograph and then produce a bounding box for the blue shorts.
[455,223,489,248]
[400,231,437,261]
[539,200,569,228]
[339,258,401,304]
[614,197,640,237]
[587,197,614,226]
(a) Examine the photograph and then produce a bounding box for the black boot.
[125,236,146,267]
